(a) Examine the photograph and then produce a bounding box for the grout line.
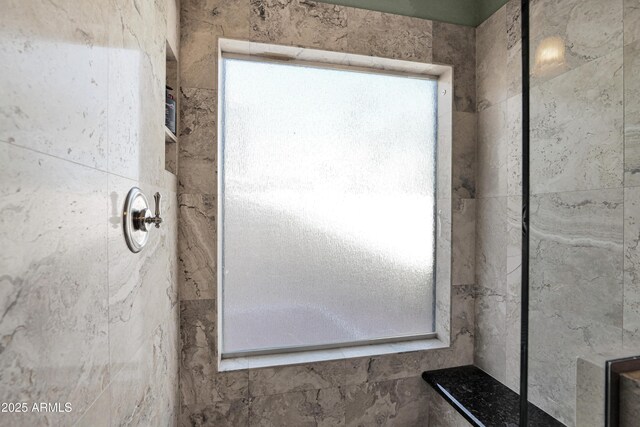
[0,139,174,190]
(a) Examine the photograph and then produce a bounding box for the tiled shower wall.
[473,0,522,392]
[178,1,477,424]
[475,0,640,425]
[0,0,179,425]
[526,0,639,425]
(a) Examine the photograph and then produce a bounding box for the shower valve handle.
[146,192,163,229]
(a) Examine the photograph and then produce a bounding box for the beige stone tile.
[432,22,475,113]
[249,360,346,397]
[477,6,507,111]
[425,386,472,427]
[507,0,521,51]
[179,88,218,194]
[624,186,640,348]
[505,196,521,392]
[449,284,475,364]
[179,193,217,300]
[530,0,623,85]
[531,50,623,194]
[345,377,428,426]
[346,8,432,62]
[452,112,477,199]
[452,199,475,286]
[181,400,250,427]
[436,198,452,343]
[180,299,250,405]
[249,0,347,51]
[475,197,507,293]
[477,102,507,198]
[625,0,640,45]
[344,350,425,386]
[624,40,640,186]
[180,0,250,89]
[506,95,522,196]
[474,285,507,384]
[250,387,344,426]
[528,188,624,425]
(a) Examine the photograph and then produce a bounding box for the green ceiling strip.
[318,0,509,27]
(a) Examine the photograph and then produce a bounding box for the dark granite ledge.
[422,365,565,427]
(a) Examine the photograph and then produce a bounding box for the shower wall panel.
[178,1,478,424]
[528,0,630,425]
[0,0,180,425]
[474,0,522,393]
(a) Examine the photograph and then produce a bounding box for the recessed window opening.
[219,51,439,358]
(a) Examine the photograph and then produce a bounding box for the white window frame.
[217,38,453,371]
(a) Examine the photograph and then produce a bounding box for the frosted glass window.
[220,57,438,356]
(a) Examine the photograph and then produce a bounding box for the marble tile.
[476,6,507,111]
[452,112,477,199]
[576,357,606,427]
[477,102,507,198]
[0,144,109,426]
[179,193,217,300]
[625,0,640,45]
[432,22,476,113]
[528,188,624,425]
[346,9,431,62]
[507,0,521,51]
[435,198,452,344]
[507,40,522,98]
[620,371,640,427]
[0,1,110,171]
[624,41,640,186]
[180,299,250,405]
[180,88,217,161]
[506,95,522,197]
[182,0,250,36]
[475,197,507,293]
[530,0,623,85]
[179,88,218,195]
[249,360,345,397]
[110,312,179,426]
[452,199,475,286]
[530,189,624,324]
[249,0,347,52]
[344,351,421,386]
[108,174,178,372]
[109,0,167,185]
[180,0,250,89]
[624,186,640,348]
[474,286,507,384]
[250,387,344,426]
[181,400,250,427]
[531,50,624,194]
[448,285,475,365]
[506,0,522,98]
[505,196,521,392]
[529,309,623,425]
[345,377,428,426]
[425,386,472,427]
[75,387,111,427]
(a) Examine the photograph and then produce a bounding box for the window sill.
[218,337,449,372]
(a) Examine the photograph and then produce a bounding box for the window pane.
[221,58,438,354]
